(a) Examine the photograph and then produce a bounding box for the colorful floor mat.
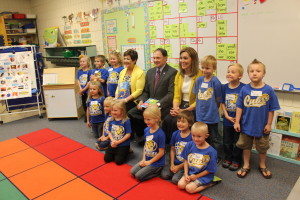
[0,128,212,200]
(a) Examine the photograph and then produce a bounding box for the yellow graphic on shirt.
[111,124,125,140]
[226,94,239,112]
[108,71,119,84]
[145,135,158,157]
[89,101,102,116]
[79,74,88,87]
[187,153,210,169]
[104,117,112,134]
[94,70,101,78]
[243,94,269,107]
[175,141,188,162]
[197,87,213,101]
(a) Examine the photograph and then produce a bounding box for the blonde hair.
[79,55,92,70]
[179,47,199,77]
[87,81,104,101]
[104,96,114,105]
[201,55,217,70]
[111,99,128,122]
[191,122,209,135]
[247,59,266,73]
[143,105,161,123]
[110,50,123,66]
[228,63,244,76]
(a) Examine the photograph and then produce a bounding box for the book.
[280,135,300,160]
[276,115,291,131]
[272,110,284,129]
[141,98,159,109]
[268,132,282,156]
[290,112,300,133]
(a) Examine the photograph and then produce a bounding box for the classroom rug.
[0,128,213,200]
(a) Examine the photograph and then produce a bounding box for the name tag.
[91,101,98,105]
[201,83,208,88]
[108,68,113,71]
[251,90,262,96]
[226,94,235,100]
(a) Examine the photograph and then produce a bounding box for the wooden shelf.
[7,33,36,36]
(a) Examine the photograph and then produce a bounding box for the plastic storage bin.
[13,14,26,19]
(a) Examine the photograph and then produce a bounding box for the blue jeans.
[91,122,104,138]
[130,163,163,182]
[161,164,184,184]
[207,123,223,160]
[223,126,242,164]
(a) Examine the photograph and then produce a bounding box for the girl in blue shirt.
[107,51,124,97]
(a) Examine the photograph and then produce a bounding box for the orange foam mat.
[0,148,49,178]
[81,162,139,198]
[54,147,106,176]
[118,177,201,200]
[18,128,63,147]
[34,136,85,160]
[0,138,30,158]
[34,178,113,200]
[9,161,76,199]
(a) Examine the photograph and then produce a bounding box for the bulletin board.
[101,2,150,70]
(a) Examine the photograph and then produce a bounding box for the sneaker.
[229,163,240,171]
[222,160,231,168]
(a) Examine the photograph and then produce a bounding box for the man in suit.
[128,48,177,139]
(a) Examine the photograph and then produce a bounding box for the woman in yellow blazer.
[162,47,202,143]
[115,49,145,112]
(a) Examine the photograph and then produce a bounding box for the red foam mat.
[18,128,63,147]
[118,177,201,200]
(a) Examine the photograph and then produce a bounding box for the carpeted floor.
[1,114,300,200]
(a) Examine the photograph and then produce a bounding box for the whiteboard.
[237,0,300,88]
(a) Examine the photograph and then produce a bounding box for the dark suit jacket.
[138,64,177,116]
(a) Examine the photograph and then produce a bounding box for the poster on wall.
[43,27,66,47]
[0,51,36,100]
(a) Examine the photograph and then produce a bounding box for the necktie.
[154,69,161,89]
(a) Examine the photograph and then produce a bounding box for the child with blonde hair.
[130,105,166,181]
[104,99,131,165]
[234,59,280,179]
[221,63,245,171]
[192,55,222,162]
[96,96,114,150]
[77,55,92,122]
[107,51,124,97]
[178,122,217,193]
[89,55,109,96]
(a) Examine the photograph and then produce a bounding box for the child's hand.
[234,123,240,132]
[87,122,91,128]
[111,140,118,148]
[226,116,236,124]
[101,136,108,141]
[143,161,151,166]
[264,124,271,134]
[170,165,180,173]
[78,89,83,95]
[99,78,105,83]
[185,175,190,183]
[189,174,197,181]
[97,137,102,141]
[139,160,146,167]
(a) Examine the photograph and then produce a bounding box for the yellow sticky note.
[197,22,207,28]
[179,2,188,13]
[164,4,171,15]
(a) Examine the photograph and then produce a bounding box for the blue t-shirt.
[107,66,124,97]
[181,142,217,185]
[103,114,112,137]
[221,82,246,126]
[86,97,105,123]
[77,69,90,93]
[144,127,166,167]
[236,84,280,137]
[170,130,192,165]
[193,76,222,123]
[89,68,109,96]
[109,118,131,147]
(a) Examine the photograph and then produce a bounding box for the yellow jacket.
[173,70,203,107]
[116,65,145,103]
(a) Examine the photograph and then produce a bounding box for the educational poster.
[148,0,238,79]
[121,44,146,70]
[43,27,58,47]
[64,21,93,46]
[0,51,36,100]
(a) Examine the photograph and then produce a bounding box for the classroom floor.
[1,114,300,200]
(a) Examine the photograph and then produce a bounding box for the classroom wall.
[0,0,32,13]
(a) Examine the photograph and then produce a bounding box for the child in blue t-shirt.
[86,81,105,138]
[104,99,131,165]
[192,55,222,161]
[220,63,245,171]
[161,110,194,184]
[178,122,217,194]
[96,96,114,150]
[77,55,92,122]
[130,105,166,182]
[89,55,109,97]
[234,59,280,179]
[107,51,124,97]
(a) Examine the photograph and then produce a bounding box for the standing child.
[161,110,194,184]
[234,59,280,179]
[107,51,124,97]
[220,63,245,171]
[178,122,218,194]
[104,99,131,165]
[89,55,109,96]
[86,81,105,138]
[96,96,114,150]
[130,105,166,182]
[77,55,92,122]
[192,55,222,162]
